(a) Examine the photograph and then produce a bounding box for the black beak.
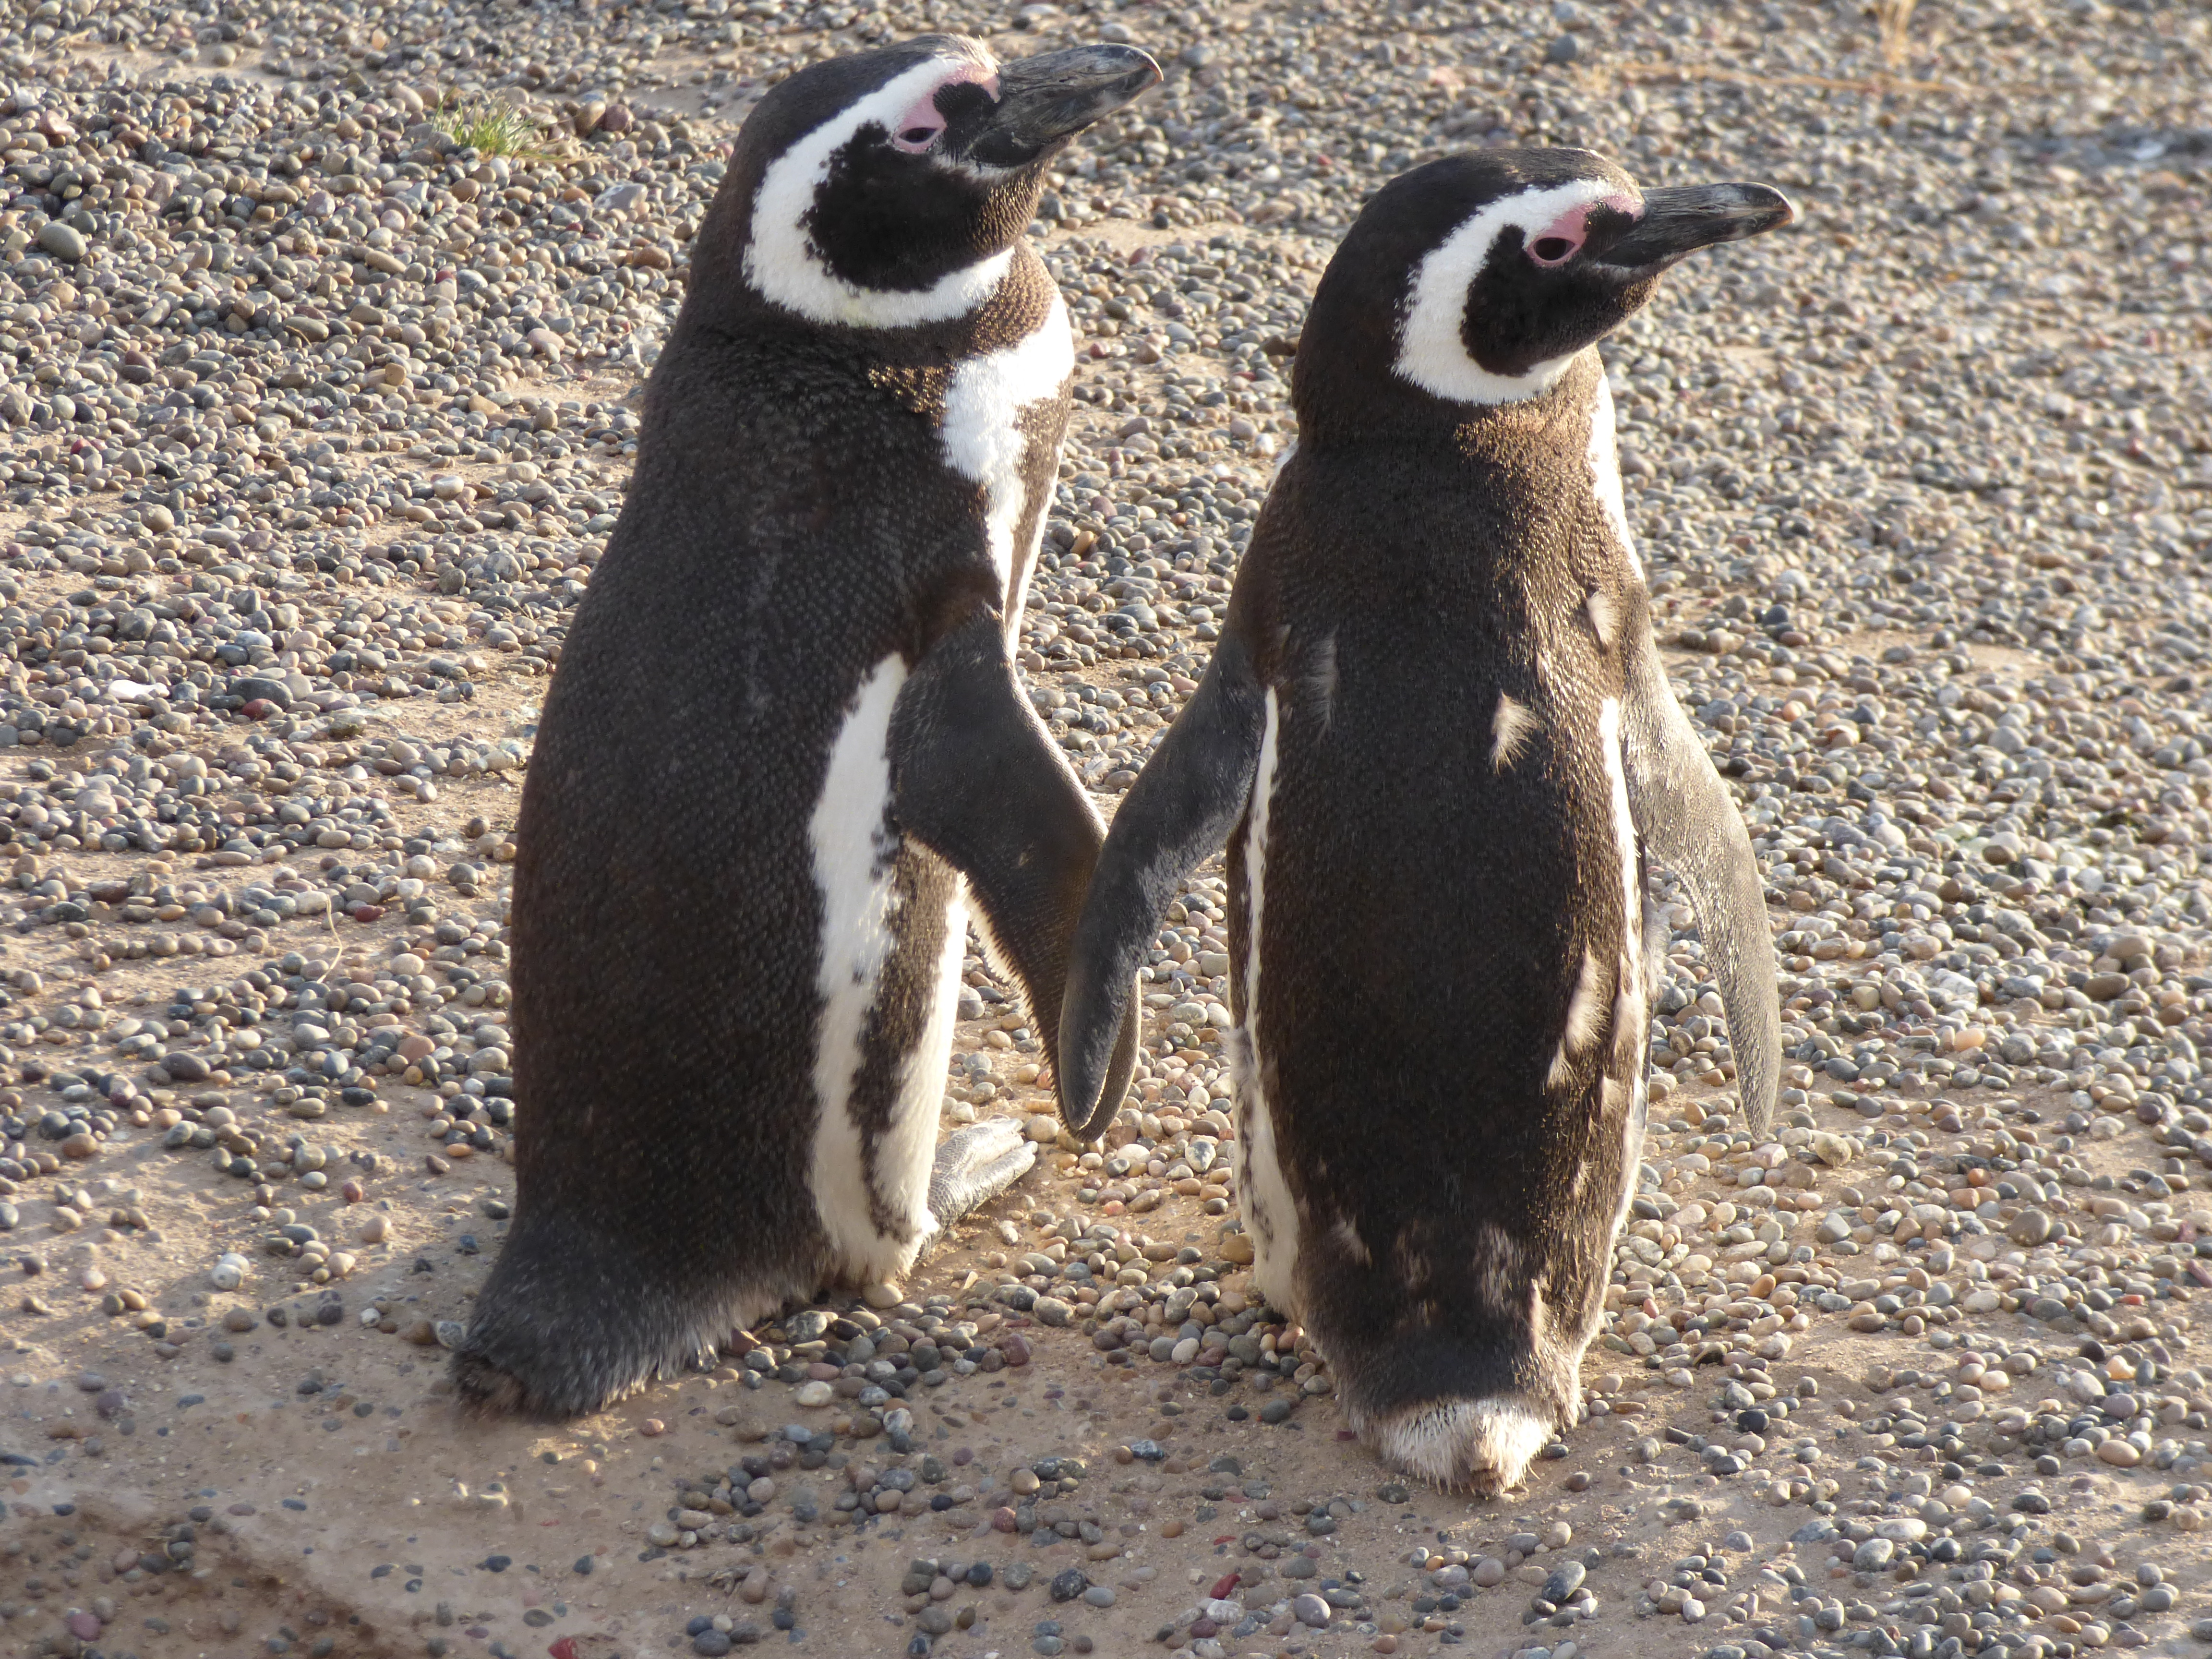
[1594,182,1796,274]
[965,44,1161,167]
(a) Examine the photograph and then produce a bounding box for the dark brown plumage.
[456,36,1154,1417]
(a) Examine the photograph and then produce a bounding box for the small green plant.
[430,94,547,158]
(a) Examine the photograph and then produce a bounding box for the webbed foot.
[922,1118,1037,1250]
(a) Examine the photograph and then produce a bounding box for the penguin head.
[1297,149,1793,425]
[714,36,1159,329]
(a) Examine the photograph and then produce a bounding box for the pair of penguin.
[457,34,1792,1498]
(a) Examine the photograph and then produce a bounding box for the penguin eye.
[1525,199,1614,268]
[890,90,950,154]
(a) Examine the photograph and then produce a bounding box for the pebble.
[5,2,2212,1655]
[35,221,86,262]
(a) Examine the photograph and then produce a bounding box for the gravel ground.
[2,0,2212,1657]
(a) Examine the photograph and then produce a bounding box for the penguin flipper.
[1620,617,1781,1133]
[1059,628,1269,1138]
[890,608,1139,1126]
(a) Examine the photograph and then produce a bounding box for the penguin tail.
[453,1223,762,1418]
[1321,1298,1581,1496]
[1356,1393,1559,1498]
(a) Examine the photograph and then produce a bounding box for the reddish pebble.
[241,698,275,720]
[1209,1571,1240,1599]
[1190,1619,1217,1639]
[67,1612,101,1639]
[350,902,385,922]
[640,1418,665,1437]
[549,1642,581,1659]
[340,1178,365,1203]
[990,1507,1018,1533]
[1160,1519,1184,1539]
[1000,1334,1031,1367]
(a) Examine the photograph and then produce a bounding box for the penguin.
[1056,149,1791,1493]
[456,35,1159,1418]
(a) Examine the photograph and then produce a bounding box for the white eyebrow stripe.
[1393,177,1624,407]
[743,52,1014,329]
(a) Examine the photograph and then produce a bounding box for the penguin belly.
[804,654,972,1282]
[793,295,1078,1274]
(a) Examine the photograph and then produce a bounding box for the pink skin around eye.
[890,63,1002,153]
[1527,192,1640,265]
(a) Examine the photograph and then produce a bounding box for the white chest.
[938,291,1074,619]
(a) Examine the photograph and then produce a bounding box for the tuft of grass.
[1874,0,1918,71]
[429,94,549,158]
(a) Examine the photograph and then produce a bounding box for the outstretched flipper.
[891,608,1140,1127]
[1059,629,1270,1137]
[1619,601,1781,1132]
[921,1117,1038,1255]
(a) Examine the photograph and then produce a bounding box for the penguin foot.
[924,1118,1037,1240]
[1365,1394,1555,1497]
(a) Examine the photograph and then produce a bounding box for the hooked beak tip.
[973,44,1160,156]
[1596,181,1796,272]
